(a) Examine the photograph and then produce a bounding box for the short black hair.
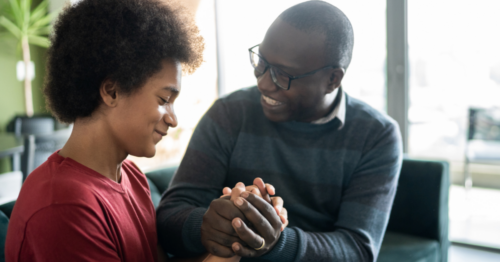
[279,0,354,69]
[44,0,204,123]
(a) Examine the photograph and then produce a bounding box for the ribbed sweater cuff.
[181,207,207,254]
[260,227,299,262]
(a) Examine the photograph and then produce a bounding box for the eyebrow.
[162,86,180,94]
[258,52,298,71]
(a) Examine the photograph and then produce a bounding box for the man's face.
[257,19,335,122]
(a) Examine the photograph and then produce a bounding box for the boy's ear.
[100,78,119,107]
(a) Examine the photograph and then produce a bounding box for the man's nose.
[257,69,278,92]
[163,105,178,128]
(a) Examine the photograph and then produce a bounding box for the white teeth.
[263,95,283,106]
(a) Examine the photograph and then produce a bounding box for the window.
[408,0,500,183]
[216,0,387,112]
[127,0,218,170]
[408,0,500,248]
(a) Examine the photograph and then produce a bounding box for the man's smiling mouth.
[262,95,283,106]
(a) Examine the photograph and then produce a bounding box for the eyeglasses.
[248,44,337,90]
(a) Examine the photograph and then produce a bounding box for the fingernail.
[233,244,240,251]
[241,192,249,198]
[237,182,244,187]
[234,219,242,228]
[235,198,244,206]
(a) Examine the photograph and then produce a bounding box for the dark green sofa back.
[145,166,177,207]
[0,201,15,262]
[386,159,449,262]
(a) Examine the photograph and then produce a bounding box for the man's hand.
[201,197,249,258]
[230,191,283,257]
[222,179,289,231]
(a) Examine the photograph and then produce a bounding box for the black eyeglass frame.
[248,44,338,90]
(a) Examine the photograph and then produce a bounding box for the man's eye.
[275,69,288,77]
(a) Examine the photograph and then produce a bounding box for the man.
[157,1,402,261]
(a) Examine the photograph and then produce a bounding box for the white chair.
[464,107,500,189]
[0,171,22,205]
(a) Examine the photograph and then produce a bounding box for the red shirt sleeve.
[20,204,121,262]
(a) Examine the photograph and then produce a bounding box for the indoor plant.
[0,0,55,117]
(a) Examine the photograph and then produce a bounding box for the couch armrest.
[386,159,449,262]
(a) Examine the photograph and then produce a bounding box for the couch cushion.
[145,166,177,194]
[147,178,162,208]
[0,201,15,219]
[0,210,8,262]
[378,232,440,262]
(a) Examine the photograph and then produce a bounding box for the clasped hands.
[201,178,288,260]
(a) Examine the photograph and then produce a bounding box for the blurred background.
[1,0,499,261]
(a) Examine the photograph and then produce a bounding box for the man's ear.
[326,68,346,93]
[100,78,119,108]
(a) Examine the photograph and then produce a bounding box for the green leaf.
[8,0,23,26]
[30,12,53,28]
[0,16,22,39]
[28,25,50,35]
[30,0,49,23]
[28,34,49,48]
[21,0,32,31]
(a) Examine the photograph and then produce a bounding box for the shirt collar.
[310,87,346,129]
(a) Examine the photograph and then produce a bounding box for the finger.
[232,217,265,250]
[253,178,271,203]
[234,196,277,239]
[206,240,235,258]
[245,185,262,198]
[222,187,232,196]
[280,207,288,224]
[230,183,246,202]
[238,192,281,228]
[204,227,248,248]
[265,183,276,195]
[235,182,246,190]
[204,213,239,236]
[270,196,284,216]
[214,199,248,223]
[280,208,288,231]
[232,242,258,258]
[207,199,248,234]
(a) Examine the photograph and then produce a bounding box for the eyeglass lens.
[250,50,289,89]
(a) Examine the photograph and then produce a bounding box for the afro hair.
[44,0,204,123]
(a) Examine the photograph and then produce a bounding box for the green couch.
[0,160,449,262]
[143,160,450,262]
[378,159,449,262]
[0,201,15,262]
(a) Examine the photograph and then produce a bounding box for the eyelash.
[160,97,169,105]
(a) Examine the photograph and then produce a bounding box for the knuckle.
[210,245,220,256]
[256,216,267,228]
[263,203,274,214]
[247,250,256,257]
[221,239,232,247]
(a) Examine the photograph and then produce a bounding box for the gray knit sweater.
[157,86,403,262]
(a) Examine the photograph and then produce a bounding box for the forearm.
[157,193,209,256]
[263,227,373,262]
[168,254,240,262]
